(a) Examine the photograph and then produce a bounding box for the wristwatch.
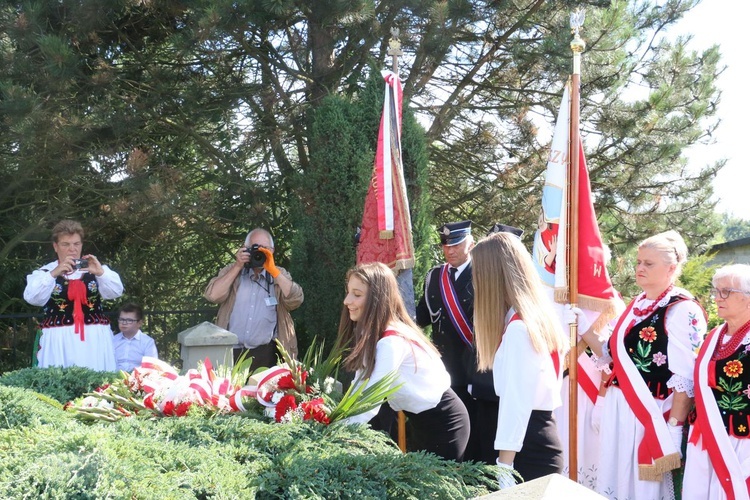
[667,417,684,427]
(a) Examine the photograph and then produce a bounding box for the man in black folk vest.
[416,220,524,464]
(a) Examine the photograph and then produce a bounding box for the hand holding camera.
[243,244,267,270]
[52,254,104,277]
[258,247,280,278]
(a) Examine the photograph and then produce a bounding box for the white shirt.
[24,261,123,306]
[346,323,451,424]
[451,258,471,280]
[112,330,158,372]
[494,309,563,452]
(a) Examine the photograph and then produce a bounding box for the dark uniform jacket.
[416,263,494,395]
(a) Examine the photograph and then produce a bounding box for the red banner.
[356,70,414,270]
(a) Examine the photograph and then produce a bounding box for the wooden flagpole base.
[398,411,407,452]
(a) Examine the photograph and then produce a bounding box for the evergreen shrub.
[0,368,497,498]
[0,366,119,403]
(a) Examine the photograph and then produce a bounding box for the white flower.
[280,407,304,424]
[271,391,285,404]
[323,377,335,394]
[81,396,99,408]
[264,406,276,419]
[215,395,230,411]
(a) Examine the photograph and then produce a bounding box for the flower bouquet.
[66,339,401,426]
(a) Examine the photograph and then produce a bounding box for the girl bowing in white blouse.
[337,262,470,461]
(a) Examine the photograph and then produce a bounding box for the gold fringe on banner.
[638,452,681,481]
[379,230,394,239]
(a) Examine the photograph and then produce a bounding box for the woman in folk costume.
[596,230,706,500]
[683,264,750,500]
[337,262,470,461]
[471,232,569,488]
[23,220,123,371]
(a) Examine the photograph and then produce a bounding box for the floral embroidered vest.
[611,295,688,400]
[709,340,750,438]
[40,273,110,328]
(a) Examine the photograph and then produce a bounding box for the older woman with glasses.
[596,230,706,499]
[683,264,750,500]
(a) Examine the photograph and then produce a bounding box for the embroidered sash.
[438,264,473,347]
[577,352,600,404]
[610,299,681,481]
[690,326,750,500]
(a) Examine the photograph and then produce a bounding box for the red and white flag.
[537,82,626,485]
[532,84,622,332]
[356,70,415,271]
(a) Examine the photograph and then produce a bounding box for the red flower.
[144,393,155,409]
[725,360,744,378]
[639,327,657,343]
[274,394,298,422]
[175,401,192,417]
[277,374,296,390]
[691,318,698,326]
[300,398,330,425]
[62,401,73,411]
[95,384,111,393]
[162,401,175,416]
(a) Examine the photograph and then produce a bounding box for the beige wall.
[709,245,750,266]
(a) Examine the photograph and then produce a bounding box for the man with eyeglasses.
[204,228,303,371]
[112,303,158,372]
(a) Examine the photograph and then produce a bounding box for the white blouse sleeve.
[343,337,408,425]
[666,299,706,386]
[96,266,124,300]
[23,268,56,306]
[494,320,542,452]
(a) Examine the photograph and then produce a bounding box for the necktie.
[450,267,457,283]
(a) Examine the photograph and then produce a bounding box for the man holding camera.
[24,219,123,371]
[204,228,303,369]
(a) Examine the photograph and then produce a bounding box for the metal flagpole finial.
[570,9,586,53]
[388,28,403,56]
[388,28,403,73]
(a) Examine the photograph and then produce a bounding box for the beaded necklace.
[712,319,750,361]
[632,285,674,318]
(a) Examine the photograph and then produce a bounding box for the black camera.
[244,244,266,269]
[72,258,89,270]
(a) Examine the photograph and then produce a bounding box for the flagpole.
[567,10,586,483]
[388,28,408,455]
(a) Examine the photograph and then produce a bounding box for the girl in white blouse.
[337,262,470,461]
[472,232,568,487]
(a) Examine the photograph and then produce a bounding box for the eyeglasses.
[118,318,140,324]
[709,288,749,299]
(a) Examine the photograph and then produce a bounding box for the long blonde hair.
[336,262,439,378]
[472,233,566,371]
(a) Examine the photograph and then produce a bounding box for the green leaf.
[327,371,403,423]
